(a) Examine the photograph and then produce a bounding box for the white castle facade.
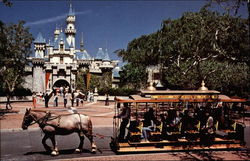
[26,4,120,94]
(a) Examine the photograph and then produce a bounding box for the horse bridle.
[25,111,52,127]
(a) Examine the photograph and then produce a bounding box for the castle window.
[60,44,63,51]
[60,57,63,64]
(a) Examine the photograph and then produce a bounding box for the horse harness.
[29,112,81,129]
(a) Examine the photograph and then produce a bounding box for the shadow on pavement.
[0,109,19,118]
[24,148,92,156]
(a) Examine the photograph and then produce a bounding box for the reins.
[28,111,77,127]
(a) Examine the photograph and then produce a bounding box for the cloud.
[25,10,91,27]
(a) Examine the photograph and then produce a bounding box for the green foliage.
[119,63,148,89]
[99,71,112,91]
[0,21,33,95]
[0,87,32,96]
[98,87,138,96]
[2,0,12,7]
[89,74,100,92]
[161,7,250,96]
[89,71,112,92]
[75,69,87,93]
[116,6,249,97]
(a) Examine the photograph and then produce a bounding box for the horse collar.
[57,116,61,127]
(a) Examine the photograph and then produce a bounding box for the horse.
[21,108,97,156]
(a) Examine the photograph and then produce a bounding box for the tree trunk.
[6,93,12,110]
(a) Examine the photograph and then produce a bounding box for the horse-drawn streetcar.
[110,89,246,153]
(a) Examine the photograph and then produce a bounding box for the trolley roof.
[115,89,246,103]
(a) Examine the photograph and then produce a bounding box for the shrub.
[98,88,138,96]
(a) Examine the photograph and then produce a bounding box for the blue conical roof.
[103,49,111,61]
[95,48,104,60]
[75,50,92,60]
[69,41,74,48]
[112,66,121,78]
[68,3,75,16]
[34,32,46,43]
[83,50,91,60]
[54,31,70,49]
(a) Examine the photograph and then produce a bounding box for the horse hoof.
[91,149,96,154]
[51,151,59,156]
[75,148,82,153]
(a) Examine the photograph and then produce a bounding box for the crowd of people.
[32,86,96,108]
[115,102,240,145]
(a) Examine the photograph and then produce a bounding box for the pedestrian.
[53,87,56,96]
[75,91,80,107]
[44,93,49,108]
[87,91,90,102]
[54,93,58,107]
[70,92,74,107]
[60,86,63,96]
[105,94,109,106]
[114,103,131,142]
[42,92,45,102]
[32,92,37,108]
[63,92,68,108]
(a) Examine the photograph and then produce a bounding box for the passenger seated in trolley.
[142,108,156,142]
[200,111,215,146]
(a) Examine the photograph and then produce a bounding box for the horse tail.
[87,117,93,136]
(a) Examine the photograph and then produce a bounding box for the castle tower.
[65,3,76,49]
[34,32,46,58]
[32,58,45,93]
[54,25,60,41]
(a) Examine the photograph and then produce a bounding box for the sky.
[0,0,248,61]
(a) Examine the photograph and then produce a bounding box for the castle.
[25,4,119,94]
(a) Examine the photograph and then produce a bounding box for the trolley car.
[110,89,246,153]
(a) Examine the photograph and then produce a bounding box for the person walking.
[75,91,80,107]
[32,92,37,108]
[70,92,75,107]
[63,92,68,108]
[60,86,63,96]
[44,93,50,108]
[105,94,109,106]
[54,93,58,107]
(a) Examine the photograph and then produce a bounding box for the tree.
[116,5,249,96]
[161,7,249,95]
[2,0,12,7]
[0,21,33,109]
[75,69,87,94]
[99,71,112,93]
[119,63,148,89]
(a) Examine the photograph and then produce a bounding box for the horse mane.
[31,109,56,114]
[31,109,48,113]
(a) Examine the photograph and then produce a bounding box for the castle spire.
[68,2,74,16]
[80,32,84,52]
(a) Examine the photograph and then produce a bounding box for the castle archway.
[53,79,70,88]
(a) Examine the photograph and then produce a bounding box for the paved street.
[1,126,114,161]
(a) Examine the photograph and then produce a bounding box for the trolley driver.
[114,103,131,142]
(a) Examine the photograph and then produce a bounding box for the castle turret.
[65,3,76,49]
[54,25,60,41]
[34,32,46,58]
[80,32,84,52]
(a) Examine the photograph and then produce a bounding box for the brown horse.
[21,108,97,156]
